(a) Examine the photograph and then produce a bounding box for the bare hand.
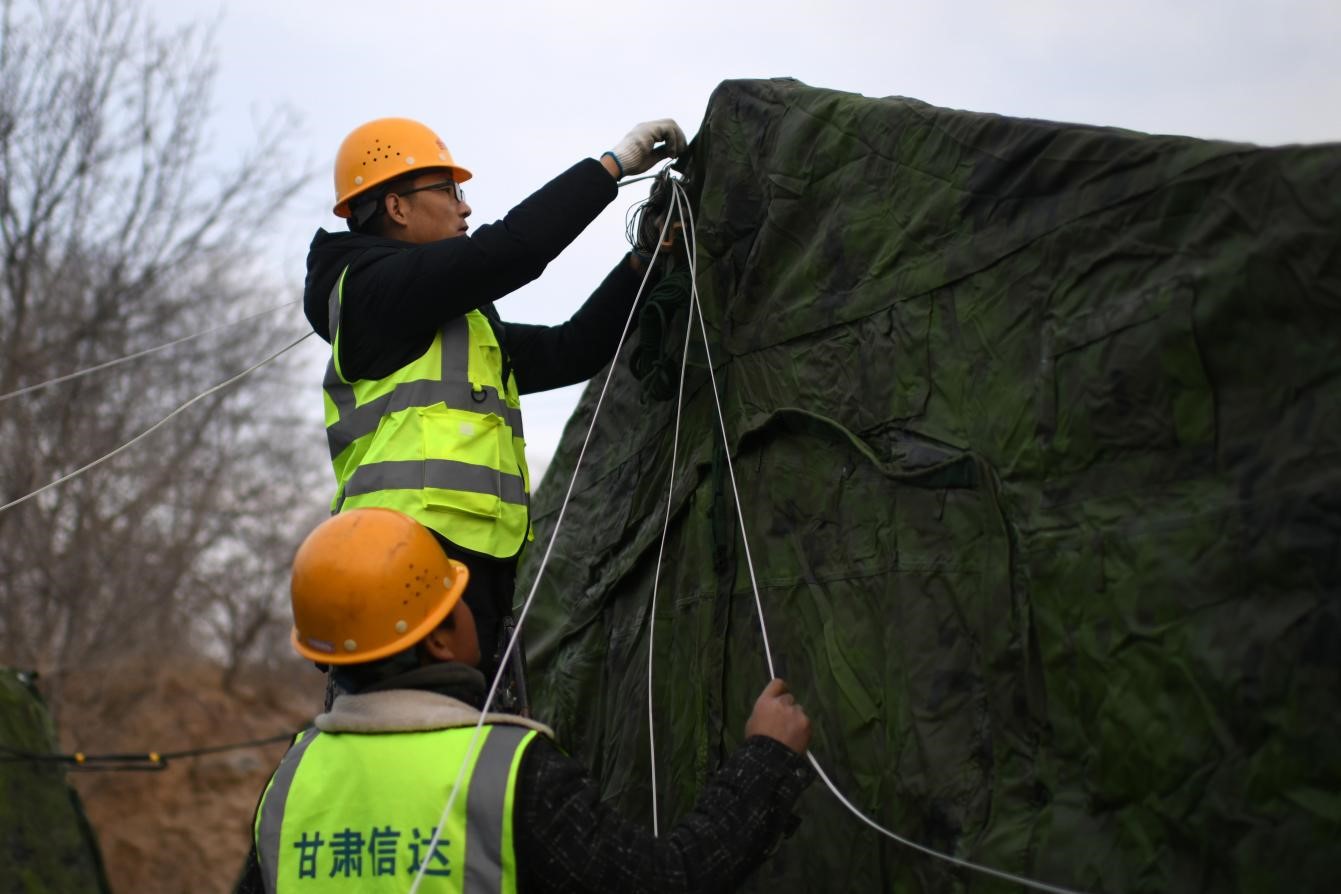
[744,678,811,754]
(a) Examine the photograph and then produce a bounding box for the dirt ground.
[62,659,322,893]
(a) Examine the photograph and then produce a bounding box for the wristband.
[602,150,625,178]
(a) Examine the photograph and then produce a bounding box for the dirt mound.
[62,658,320,893]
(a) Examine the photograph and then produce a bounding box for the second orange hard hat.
[289,508,469,665]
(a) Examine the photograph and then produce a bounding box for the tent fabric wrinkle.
[518,78,1341,892]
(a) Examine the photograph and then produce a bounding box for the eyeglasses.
[393,179,465,203]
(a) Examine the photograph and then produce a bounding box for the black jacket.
[233,665,813,893]
[303,158,645,393]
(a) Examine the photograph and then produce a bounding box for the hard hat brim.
[332,164,474,219]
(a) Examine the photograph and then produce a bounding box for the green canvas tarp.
[0,669,110,892]
[517,78,1341,893]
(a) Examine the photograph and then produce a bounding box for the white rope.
[0,331,313,515]
[663,180,1088,894]
[668,181,774,675]
[805,755,1085,894]
[408,213,676,894]
[644,185,700,837]
[0,299,301,403]
[616,163,676,188]
[410,168,1086,894]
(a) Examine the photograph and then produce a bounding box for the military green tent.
[517,78,1341,893]
[0,669,110,892]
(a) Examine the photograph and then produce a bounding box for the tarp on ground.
[517,78,1341,893]
[0,669,110,892]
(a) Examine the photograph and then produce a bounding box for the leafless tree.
[0,0,327,719]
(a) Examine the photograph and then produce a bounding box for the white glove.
[609,119,687,177]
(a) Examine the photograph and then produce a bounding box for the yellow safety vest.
[323,267,531,558]
[253,723,536,893]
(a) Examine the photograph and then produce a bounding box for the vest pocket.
[420,405,505,519]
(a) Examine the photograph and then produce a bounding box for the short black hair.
[347,174,421,235]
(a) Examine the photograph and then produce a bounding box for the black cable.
[0,731,298,772]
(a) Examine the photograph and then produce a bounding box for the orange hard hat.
[332,117,474,218]
[289,508,469,665]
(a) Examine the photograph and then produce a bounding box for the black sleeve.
[505,254,647,394]
[231,845,264,894]
[514,736,813,894]
[338,158,619,381]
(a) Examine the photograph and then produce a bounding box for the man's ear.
[420,625,456,663]
[383,192,410,227]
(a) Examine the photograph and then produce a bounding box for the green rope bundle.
[629,267,693,402]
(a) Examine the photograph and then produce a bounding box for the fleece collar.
[316,662,553,739]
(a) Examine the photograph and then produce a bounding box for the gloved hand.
[608,119,687,177]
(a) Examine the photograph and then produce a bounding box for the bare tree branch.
[0,0,327,726]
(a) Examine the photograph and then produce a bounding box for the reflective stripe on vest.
[256,729,320,894]
[323,267,531,557]
[254,724,535,893]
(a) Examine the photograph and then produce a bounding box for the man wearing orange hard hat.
[232,508,813,893]
[305,116,687,708]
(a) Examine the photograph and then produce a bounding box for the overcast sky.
[146,0,1341,484]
